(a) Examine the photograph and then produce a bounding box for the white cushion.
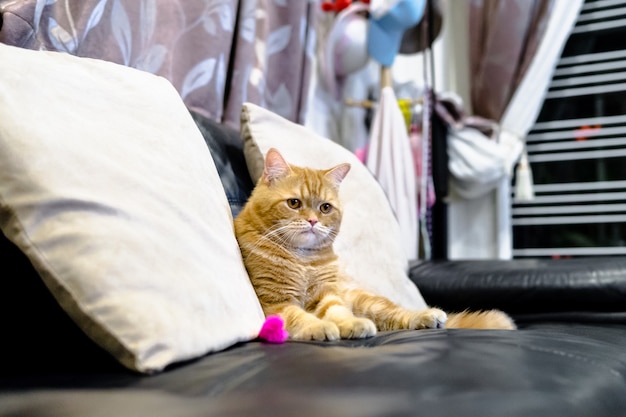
[0,44,265,374]
[240,103,427,310]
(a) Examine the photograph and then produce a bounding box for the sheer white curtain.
[496,0,584,259]
[444,0,584,259]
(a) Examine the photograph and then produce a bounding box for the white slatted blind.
[513,0,626,258]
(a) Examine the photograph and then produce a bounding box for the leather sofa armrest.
[189,110,254,217]
[409,258,626,322]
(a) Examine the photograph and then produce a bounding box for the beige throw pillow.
[0,44,265,374]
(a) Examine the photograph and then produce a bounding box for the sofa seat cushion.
[1,322,625,417]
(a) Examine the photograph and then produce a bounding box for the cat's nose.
[308,218,318,227]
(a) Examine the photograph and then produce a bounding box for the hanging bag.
[436,93,521,200]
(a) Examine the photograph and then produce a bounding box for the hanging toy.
[321,0,370,13]
[321,0,352,13]
[258,315,288,344]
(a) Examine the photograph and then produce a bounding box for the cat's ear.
[325,163,351,187]
[262,148,291,184]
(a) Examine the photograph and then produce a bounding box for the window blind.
[513,0,626,258]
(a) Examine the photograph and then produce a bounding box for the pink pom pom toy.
[258,315,289,344]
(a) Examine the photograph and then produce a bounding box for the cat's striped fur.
[234,148,515,341]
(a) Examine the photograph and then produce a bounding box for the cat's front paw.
[291,320,340,341]
[407,308,447,329]
[337,317,377,339]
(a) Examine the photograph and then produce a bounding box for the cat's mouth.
[295,221,317,234]
[298,228,318,240]
[295,226,325,246]
[285,223,331,250]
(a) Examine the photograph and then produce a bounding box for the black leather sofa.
[2,113,626,417]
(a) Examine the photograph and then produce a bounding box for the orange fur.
[234,148,515,341]
[446,310,516,329]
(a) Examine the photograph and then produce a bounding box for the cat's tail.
[446,309,516,330]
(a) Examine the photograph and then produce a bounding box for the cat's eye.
[287,198,301,209]
[320,203,333,214]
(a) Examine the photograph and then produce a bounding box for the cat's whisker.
[244,223,296,255]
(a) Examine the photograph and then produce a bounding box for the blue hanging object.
[367,0,426,67]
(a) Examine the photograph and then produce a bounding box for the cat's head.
[248,148,350,252]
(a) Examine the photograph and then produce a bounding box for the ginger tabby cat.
[234,148,515,341]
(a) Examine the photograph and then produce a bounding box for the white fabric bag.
[436,94,522,200]
[447,126,520,200]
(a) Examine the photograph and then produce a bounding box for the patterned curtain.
[0,0,316,129]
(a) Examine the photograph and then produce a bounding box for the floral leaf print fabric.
[0,0,315,129]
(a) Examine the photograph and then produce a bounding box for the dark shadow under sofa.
[1,4,626,416]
